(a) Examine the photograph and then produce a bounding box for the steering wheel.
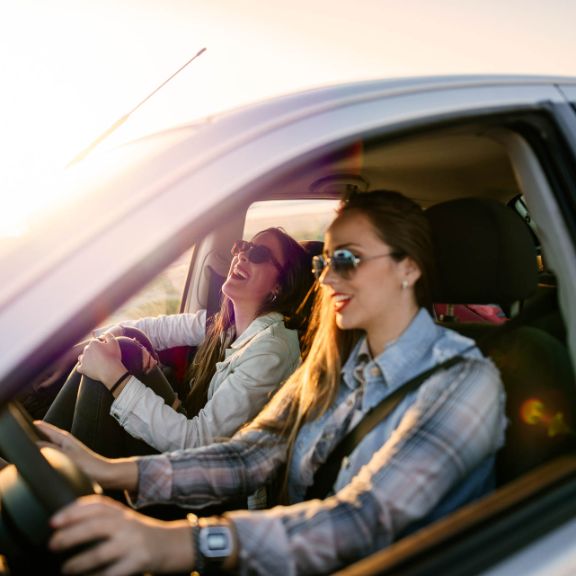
[0,402,100,574]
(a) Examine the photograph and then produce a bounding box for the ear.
[400,257,422,285]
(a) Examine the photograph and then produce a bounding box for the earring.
[402,279,409,290]
[270,291,278,303]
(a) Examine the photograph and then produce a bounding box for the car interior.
[1,111,576,574]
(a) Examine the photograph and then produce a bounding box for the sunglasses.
[231,240,284,272]
[312,248,401,279]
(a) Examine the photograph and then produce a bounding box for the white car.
[1,75,576,574]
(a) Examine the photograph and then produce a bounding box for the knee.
[117,336,158,375]
[121,327,158,359]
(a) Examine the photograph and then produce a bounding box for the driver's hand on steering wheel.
[35,421,138,492]
[49,495,195,576]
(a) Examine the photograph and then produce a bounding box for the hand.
[49,495,195,575]
[77,333,127,388]
[35,421,137,491]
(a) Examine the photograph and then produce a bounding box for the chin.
[335,313,356,331]
[221,278,235,297]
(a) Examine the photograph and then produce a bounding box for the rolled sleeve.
[131,454,173,507]
[110,376,195,452]
[132,429,288,510]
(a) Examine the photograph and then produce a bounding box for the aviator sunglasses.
[231,240,284,272]
[312,248,401,280]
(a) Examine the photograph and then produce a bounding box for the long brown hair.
[185,228,314,416]
[251,191,435,499]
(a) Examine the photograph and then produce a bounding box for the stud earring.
[402,279,409,290]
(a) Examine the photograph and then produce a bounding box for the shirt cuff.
[110,376,142,423]
[226,509,294,576]
[129,454,174,508]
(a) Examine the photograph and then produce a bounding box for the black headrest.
[300,240,324,257]
[427,198,538,305]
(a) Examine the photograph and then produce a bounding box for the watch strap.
[186,513,205,575]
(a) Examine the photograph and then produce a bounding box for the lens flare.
[520,398,572,437]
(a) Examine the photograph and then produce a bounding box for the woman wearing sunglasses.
[44,227,313,457]
[41,191,505,575]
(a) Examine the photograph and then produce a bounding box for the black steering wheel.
[0,402,100,574]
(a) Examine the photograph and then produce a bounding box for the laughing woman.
[41,191,505,575]
[44,228,313,456]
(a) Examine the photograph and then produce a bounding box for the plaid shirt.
[135,309,505,575]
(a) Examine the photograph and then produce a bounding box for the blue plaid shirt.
[135,309,506,575]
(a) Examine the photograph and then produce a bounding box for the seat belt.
[305,354,466,500]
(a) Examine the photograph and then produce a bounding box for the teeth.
[334,294,350,302]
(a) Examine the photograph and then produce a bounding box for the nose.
[320,264,338,287]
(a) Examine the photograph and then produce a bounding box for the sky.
[1,0,576,236]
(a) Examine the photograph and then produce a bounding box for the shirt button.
[342,456,351,469]
[370,366,381,377]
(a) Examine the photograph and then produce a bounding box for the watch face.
[199,526,233,559]
[207,532,228,551]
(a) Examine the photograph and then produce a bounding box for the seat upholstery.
[299,240,324,257]
[427,197,576,485]
[428,197,538,308]
[486,326,575,482]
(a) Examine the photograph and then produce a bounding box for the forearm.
[112,370,276,452]
[157,519,197,573]
[100,457,139,492]
[111,380,198,452]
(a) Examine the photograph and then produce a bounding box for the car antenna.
[66,47,207,167]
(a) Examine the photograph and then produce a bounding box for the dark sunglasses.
[231,240,283,272]
[312,248,401,279]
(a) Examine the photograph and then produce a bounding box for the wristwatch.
[188,514,234,574]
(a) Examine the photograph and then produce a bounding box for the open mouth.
[231,267,249,281]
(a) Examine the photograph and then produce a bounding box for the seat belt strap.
[305,354,466,500]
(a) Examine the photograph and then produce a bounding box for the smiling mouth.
[333,294,351,312]
[231,268,249,281]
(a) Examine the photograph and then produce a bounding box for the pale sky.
[1,0,576,235]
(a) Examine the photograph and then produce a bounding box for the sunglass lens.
[331,250,356,278]
[247,245,270,264]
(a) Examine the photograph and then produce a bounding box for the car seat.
[427,197,576,485]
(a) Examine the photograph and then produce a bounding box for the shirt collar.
[342,308,441,390]
[230,311,284,350]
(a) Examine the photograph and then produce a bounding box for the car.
[1,74,576,574]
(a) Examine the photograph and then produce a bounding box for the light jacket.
[110,310,300,452]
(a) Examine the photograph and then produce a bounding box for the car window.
[244,199,338,241]
[100,246,194,325]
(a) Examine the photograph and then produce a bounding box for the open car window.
[101,246,194,325]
